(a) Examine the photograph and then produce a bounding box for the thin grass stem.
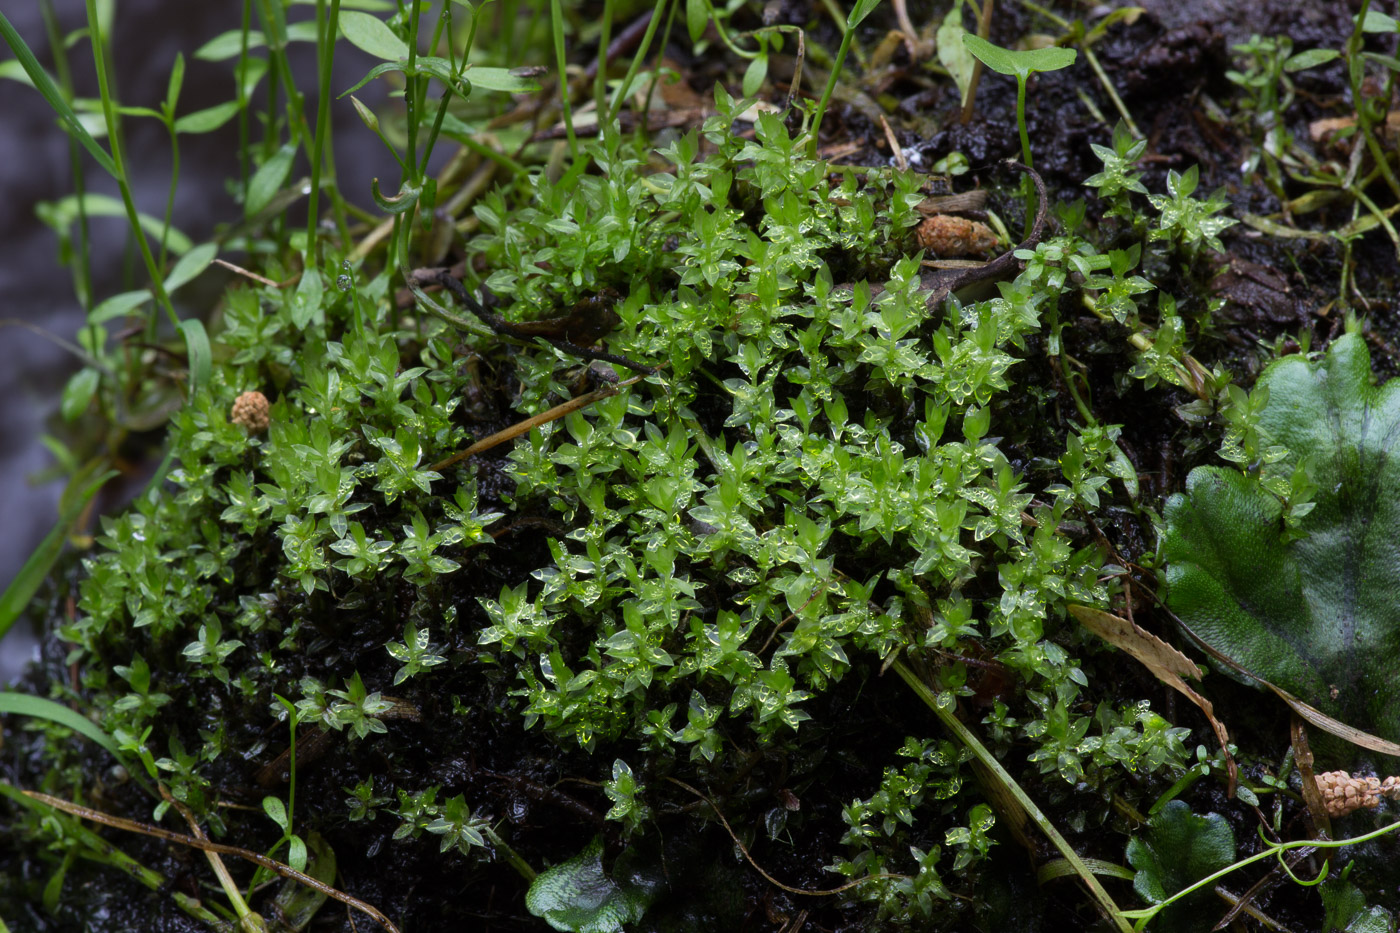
[550,0,579,160]
[306,0,343,264]
[83,0,178,330]
[604,0,666,127]
[893,659,1134,933]
[594,0,615,141]
[41,0,92,312]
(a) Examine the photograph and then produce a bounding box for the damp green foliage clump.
[11,88,1235,928]
[10,0,1400,927]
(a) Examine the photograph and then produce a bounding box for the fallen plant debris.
[230,390,271,435]
[914,212,999,257]
[21,790,400,933]
[1069,604,1236,796]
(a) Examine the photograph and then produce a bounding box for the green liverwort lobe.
[1163,334,1400,751]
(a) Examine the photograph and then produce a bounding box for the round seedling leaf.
[961,34,1076,80]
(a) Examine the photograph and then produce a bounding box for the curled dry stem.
[664,776,905,897]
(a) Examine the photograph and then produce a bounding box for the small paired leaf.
[174,100,240,134]
[961,34,1077,79]
[263,795,290,831]
[246,143,298,218]
[742,54,768,98]
[685,0,707,43]
[1361,10,1399,34]
[0,58,34,86]
[288,834,308,872]
[39,193,193,255]
[165,242,218,291]
[270,831,337,930]
[194,22,320,61]
[463,66,538,93]
[1363,51,1400,73]
[196,28,258,61]
[235,54,268,100]
[290,268,324,330]
[60,367,101,422]
[117,105,164,121]
[339,10,408,60]
[1284,48,1340,72]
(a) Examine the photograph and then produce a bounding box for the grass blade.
[0,10,118,178]
[893,659,1133,933]
[178,318,212,398]
[0,469,116,639]
[0,693,127,766]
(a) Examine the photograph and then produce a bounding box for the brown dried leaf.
[1069,605,1236,793]
[914,214,998,258]
[1070,605,1202,683]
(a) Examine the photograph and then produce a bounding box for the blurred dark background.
[0,1,400,683]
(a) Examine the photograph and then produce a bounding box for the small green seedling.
[808,0,884,158]
[961,35,1076,171]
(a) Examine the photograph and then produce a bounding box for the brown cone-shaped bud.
[230,390,270,434]
[915,214,998,258]
[1316,771,1382,818]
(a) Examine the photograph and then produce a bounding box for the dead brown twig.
[23,790,400,933]
[429,370,654,473]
